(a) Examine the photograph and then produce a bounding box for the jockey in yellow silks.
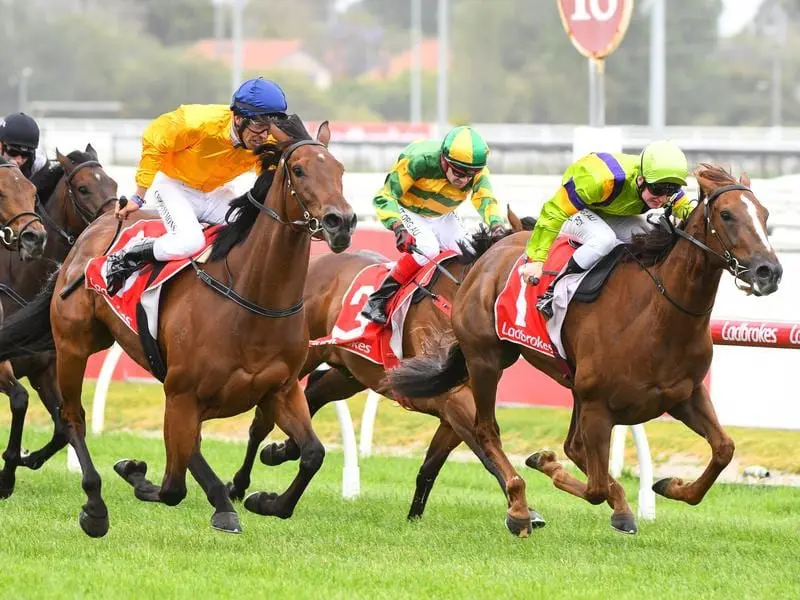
[360,126,506,325]
[105,77,288,295]
[520,140,692,319]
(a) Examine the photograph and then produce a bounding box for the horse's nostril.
[20,231,42,246]
[349,213,358,230]
[756,265,773,281]
[322,213,343,230]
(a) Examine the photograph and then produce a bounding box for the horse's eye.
[78,186,90,194]
[720,210,733,221]
[292,165,304,177]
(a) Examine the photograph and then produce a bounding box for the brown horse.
[0,116,355,538]
[226,214,545,532]
[0,146,118,498]
[388,165,782,535]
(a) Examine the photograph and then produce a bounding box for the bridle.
[0,163,43,251]
[192,138,327,318]
[631,183,755,317]
[36,159,118,247]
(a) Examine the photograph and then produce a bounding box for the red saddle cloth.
[84,220,222,334]
[494,237,577,358]
[310,250,458,369]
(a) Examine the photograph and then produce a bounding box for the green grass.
[0,427,799,600]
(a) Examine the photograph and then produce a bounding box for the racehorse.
[226,214,546,533]
[0,116,356,538]
[388,165,782,535]
[0,146,118,498]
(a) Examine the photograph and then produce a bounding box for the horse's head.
[694,164,782,296]
[55,144,119,228]
[268,118,356,253]
[0,159,46,260]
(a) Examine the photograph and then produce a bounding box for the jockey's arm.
[469,167,504,228]
[373,155,417,230]
[670,190,694,221]
[134,109,204,194]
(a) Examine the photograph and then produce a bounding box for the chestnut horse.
[0,146,118,498]
[227,215,545,533]
[0,116,355,537]
[388,165,782,535]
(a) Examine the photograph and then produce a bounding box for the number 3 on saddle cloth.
[494,236,624,377]
[310,250,458,369]
[84,220,223,339]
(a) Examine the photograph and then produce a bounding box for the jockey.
[520,140,692,320]
[0,112,48,179]
[105,77,288,295]
[360,126,506,325]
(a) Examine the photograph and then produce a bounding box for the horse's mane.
[623,164,736,266]
[210,114,313,261]
[30,150,97,205]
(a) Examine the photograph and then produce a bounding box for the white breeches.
[146,172,237,261]
[561,209,657,270]
[399,207,473,266]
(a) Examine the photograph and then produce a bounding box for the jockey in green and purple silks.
[520,140,693,319]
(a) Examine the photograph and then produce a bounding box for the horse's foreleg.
[653,384,734,506]
[407,420,461,520]
[227,405,275,501]
[21,363,69,470]
[0,365,28,499]
[244,381,324,519]
[260,366,365,467]
[157,392,200,507]
[188,451,242,534]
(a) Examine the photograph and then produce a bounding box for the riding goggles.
[645,181,682,197]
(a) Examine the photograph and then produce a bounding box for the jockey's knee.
[153,228,205,261]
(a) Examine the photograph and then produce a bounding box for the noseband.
[0,163,43,251]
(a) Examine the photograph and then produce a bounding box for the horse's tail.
[388,338,468,399]
[0,272,56,361]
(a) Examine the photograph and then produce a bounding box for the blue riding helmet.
[230,78,288,119]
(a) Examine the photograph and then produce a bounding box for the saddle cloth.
[310,251,458,368]
[85,219,222,337]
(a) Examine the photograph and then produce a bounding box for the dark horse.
[388,165,782,535]
[0,116,355,537]
[227,214,545,533]
[0,146,118,498]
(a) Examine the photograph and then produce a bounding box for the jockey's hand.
[489,222,508,243]
[391,223,416,254]
[520,261,544,285]
[115,196,140,221]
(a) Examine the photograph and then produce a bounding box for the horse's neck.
[654,215,724,325]
[40,179,76,258]
[226,173,311,324]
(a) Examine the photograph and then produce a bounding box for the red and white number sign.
[557,0,634,60]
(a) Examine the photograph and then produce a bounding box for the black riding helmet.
[0,113,40,152]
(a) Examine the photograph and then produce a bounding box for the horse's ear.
[85,143,98,160]
[739,172,751,187]
[55,148,74,171]
[316,121,331,147]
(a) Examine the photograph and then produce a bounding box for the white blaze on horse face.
[317,153,325,161]
[740,194,772,250]
[94,173,101,182]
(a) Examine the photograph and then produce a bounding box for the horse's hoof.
[227,481,246,502]
[528,507,546,529]
[525,450,556,471]
[0,473,15,499]
[113,458,147,479]
[79,508,109,538]
[505,512,532,538]
[211,511,242,534]
[243,491,290,519]
[259,444,286,467]
[610,512,638,535]
[652,477,673,498]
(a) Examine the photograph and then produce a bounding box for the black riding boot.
[106,238,156,296]
[536,257,586,321]
[360,276,402,325]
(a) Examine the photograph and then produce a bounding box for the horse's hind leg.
[227,404,275,501]
[407,420,461,520]
[527,393,635,533]
[260,366,365,467]
[653,384,734,506]
[20,362,69,470]
[244,381,324,519]
[189,450,242,533]
[0,363,29,499]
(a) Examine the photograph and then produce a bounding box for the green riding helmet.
[441,126,490,169]
[639,140,688,186]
